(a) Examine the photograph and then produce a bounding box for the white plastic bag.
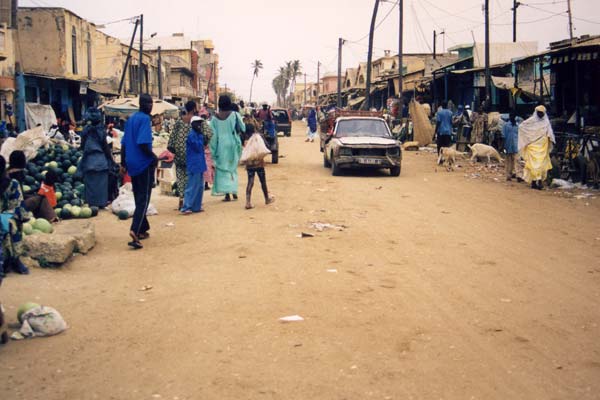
[111,184,158,217]
[11,306,67,340]
[240,133,271,165]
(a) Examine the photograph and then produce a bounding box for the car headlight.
[339,147,353,156]
[387,147,400,156]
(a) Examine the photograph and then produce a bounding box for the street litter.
[310,222,346,232]
[326,269,338,273]
[551,179,576,189]
[165,222,175,227]
[574,193,594,199]
[279,315,304,322]
[11,304,67,340]
[138,285,153,292]
[297,232,314,238]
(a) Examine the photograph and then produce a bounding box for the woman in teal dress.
[209,95,245,201]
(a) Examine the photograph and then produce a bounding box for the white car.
[323,117,402,176]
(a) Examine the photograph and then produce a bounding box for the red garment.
[38,183,57,208]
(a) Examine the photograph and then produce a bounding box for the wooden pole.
[365,0,381,110]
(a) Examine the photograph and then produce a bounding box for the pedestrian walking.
[435,101,453,158]
[209,95,244,202]
[121,94,157,249]
[168,101,196,209]
[502,112,522,182]
[243,124,275,210]
[518,105,556,190]
[306,106,317,142]
[180,117,208,214]
[80,107,114,208]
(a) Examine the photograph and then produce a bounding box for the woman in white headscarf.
[518,105,556,190]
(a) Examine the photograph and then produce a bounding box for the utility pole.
[567,0,574,40]
[304,73,307,107]
[138,14,144,95]
[118,18,140,95]
[337,37,344,108]
[398,0,404,100]
[157,46,163,99]
[512,0,520,42]
[484,0,491,106]
[365,0,381,110]
[433,30,437,59]
[316,61,321,108]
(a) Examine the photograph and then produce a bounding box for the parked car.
[271,108,292,137]
[323,116,402,176]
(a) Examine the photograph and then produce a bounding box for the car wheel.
[332,157,342,176]
[390,165,401,177]
[272,150,279,164]
[323,152,331,168]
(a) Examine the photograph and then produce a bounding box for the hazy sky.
[21,0,598,103]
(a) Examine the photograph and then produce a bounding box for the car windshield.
[272,110,289,123]
[335,119,390,138]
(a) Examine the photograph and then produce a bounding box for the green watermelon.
[117,210,129,220]
[33,218,53,234]
[58,200,69,209]
[24,175,36,185]
[80,207,92,218]
[49,161,58,169]
[60,208,72,220]
[68,166,77,175]
[71,199,82,207]
[70,206,81,218]
[17,302,40,323]
[90,206,99,217]
[22,185,32,193]
[54,208,62,216]
[22,222,34,235]
[56,192,62,201]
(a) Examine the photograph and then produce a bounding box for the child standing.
[243,124,274,210]
[502,112,522,182]
[180,117,207,215]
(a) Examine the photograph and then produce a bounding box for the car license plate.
[358,158,381,165]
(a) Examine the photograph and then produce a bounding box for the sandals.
[128,232,143,250]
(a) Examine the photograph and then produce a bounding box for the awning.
[100,97,179,118]
[491,76,515,90]
[347,96,365,107]
[369,83,387,94]
[89,82,119,96]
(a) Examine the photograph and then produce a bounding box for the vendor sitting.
[7,151,58,223]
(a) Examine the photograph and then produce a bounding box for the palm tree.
[272,74,286,106]
[249,60,263,104]
[288,60,302,107]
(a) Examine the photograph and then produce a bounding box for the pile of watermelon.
[23,144,99,221]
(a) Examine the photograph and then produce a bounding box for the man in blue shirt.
[502,112,522,182]
[435,101,454,158]
[121,94,157,249]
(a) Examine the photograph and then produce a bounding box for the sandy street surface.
[1,121,599,400]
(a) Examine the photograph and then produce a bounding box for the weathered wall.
[17,8,67,77]
[473,42,538,68]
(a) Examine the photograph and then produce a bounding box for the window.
[86,32,92,79]
[71,26,78,74]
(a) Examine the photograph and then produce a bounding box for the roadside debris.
[326,269,338,273]
[279,315,304,323]
[310,222,347,232]
[138,285,153,292]
[297,232,314,238]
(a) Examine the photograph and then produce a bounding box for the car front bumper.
[334,155,401,169]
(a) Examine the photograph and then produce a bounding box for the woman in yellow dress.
[518,105,556,190]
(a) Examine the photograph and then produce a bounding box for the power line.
[351,1,399,43]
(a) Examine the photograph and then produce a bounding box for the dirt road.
[2,121,599,400]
